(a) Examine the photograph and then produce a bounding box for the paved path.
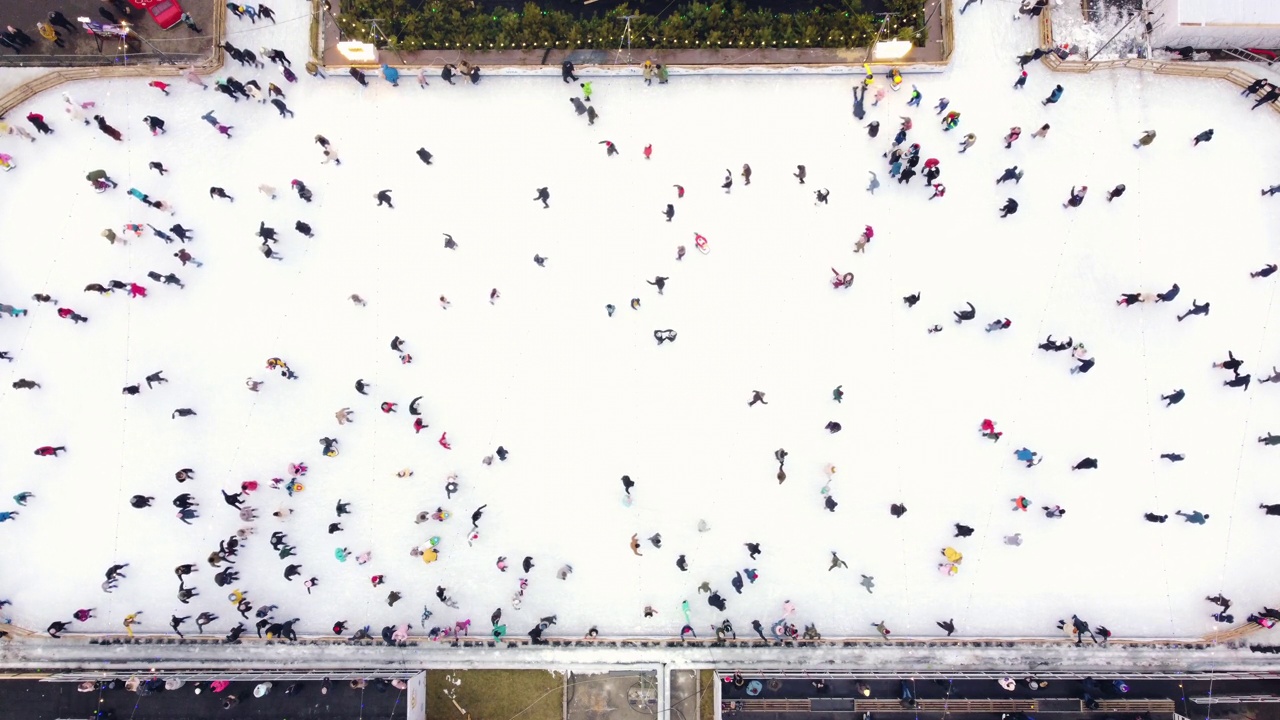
[0,0,217,66]
[0,676,405,720]
[721,676,1280,720]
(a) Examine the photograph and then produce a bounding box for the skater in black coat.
[1225,373,1251,391]
[1161,389,1185,406]
[416,148,433,165]
[999,198,1019,217]
[1064,186,1087,208]
[375,189,393,208]
[295,220,313,237]
[271,98,293,118]
[1176,300,1209,321]
[1192,129,1214,146]
[954,523,974,537]
[866,121,879,138]
[1155,283,1180,303]
[1072,357,1095,374]
[1071,457,1098,470]
[1215,351,1243,372]
[1144,512,1168,523]
[1038,335,1071,351]
[257,222,277,242]
[1260,504,1280,516]
[1254,87,1280,109]
[1106,184,1126,201]
[350,68,368,87]
[953,302,976,323]
[996,166,1023,184]
[1251,264,1277,278]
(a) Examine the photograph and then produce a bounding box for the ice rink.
[1,3,1278,642]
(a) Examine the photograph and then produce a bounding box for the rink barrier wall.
[1038,6,1280,115]
[0,9,225,119]
[0,622,1265,650]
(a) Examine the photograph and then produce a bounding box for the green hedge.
[335,1,928,53]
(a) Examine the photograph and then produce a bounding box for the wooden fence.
[1038,7,1280,114]
[0,9,224,118]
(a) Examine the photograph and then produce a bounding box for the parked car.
[129,0,184,29]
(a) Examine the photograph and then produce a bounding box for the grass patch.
[427,670,564,720]
[699,670,716,720]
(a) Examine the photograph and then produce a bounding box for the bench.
[1093,699,1176,712]
[739,699,811,712]
[856,699,1039,713]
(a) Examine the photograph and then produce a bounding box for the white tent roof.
[1175,0,1280,27]
[1150,0,1280,48]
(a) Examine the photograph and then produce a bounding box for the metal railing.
[0,8,225,117]
[1037,5,1280,115]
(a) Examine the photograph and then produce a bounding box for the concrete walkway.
[0,0,218,67]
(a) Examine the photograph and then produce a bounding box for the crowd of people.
[1,1,1279,666]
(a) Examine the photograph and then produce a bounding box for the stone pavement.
[669,669,705,720]
[0,0,218,67]
[567,670,660,720]
[0,676,405,720]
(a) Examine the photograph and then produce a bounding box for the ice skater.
[1176,300,1210,321]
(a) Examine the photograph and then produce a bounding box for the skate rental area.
[3,0,1280,694]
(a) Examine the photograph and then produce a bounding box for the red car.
[128,0,184,29]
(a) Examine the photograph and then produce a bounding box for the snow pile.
[1050,1,1148,60]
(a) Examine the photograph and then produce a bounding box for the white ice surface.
[1,3,1279,645]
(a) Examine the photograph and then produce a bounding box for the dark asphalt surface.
[0,0,217,66]
[721,676,1280,720]
[0,677,406,720]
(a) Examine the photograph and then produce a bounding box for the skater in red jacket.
[439,432,451,449]
[128,282,147,298]
[57,307,89,323]
[34,445,66,456]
